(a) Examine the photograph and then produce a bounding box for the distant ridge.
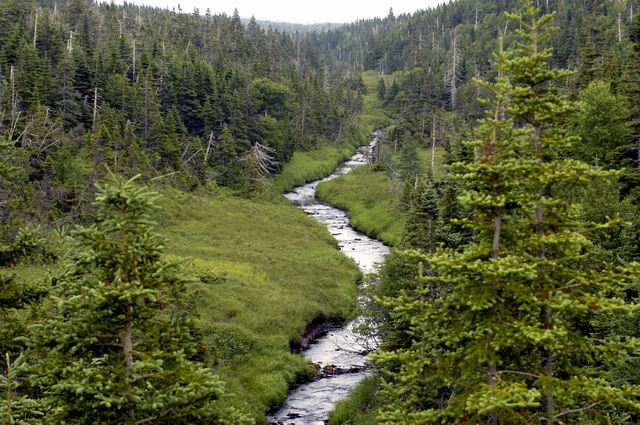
[243,18,345,33]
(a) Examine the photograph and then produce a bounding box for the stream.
[268,139,390,425]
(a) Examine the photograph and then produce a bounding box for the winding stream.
[268,140,390,425]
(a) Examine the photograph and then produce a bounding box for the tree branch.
[498,370,541,379]
[554,401,604,419]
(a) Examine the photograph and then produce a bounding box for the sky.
[112,0,447,24]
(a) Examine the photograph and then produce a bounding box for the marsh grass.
[316,166,404,246]
[271,143,356,193]
[155,185,361,422]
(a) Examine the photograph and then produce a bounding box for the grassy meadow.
[316,166,404,246]
[155,187,361,421]
[271,143,357,192]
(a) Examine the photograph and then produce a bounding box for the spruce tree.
[377,77,387,101]
[401,177,442,254]
[374,2,640,424]
[27,175,250,425]
[0,140,44,423]
[571,80,634,166]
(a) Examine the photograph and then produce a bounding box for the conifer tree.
[0,140,43,424]
[374,2,640,424]
[0,225,42,357]
[397,140,422,182]
[571,80,633,166]
[401,177,441,254]
[211,124,242,188]
[377,77,387,100]
[27,175,250,425]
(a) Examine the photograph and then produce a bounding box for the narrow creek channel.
[268,139,390,425]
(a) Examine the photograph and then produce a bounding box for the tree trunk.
[431,114,436,178]
[124,302,135,422]
[92,87,98,132]
[33,12,38,48]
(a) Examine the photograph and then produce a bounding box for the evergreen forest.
[3,0,640,424]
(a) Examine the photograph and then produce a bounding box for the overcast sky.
[110,0,447,24]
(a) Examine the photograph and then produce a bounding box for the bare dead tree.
[444,28,462,110]
[33,11,38,48]
[247,142,278,176]
[203,132,215,166]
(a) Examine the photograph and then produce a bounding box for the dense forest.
[3,0,640,423]
[322,0,640,424]
[0,0,365,228]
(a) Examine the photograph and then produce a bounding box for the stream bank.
[268,139,389,425]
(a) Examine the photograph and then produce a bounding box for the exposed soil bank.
[290,317,343,353]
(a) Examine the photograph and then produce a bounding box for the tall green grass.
[316,166,404,246]
[271,143,356,192]
[155,187,362,422]
[328,375,381,425]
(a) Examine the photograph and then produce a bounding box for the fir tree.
[377,77,387,101]
[571,80,634,166]
[401,177,441,254]
[0,139,43,422]
[27,175,251,425]
[212,124,243,188]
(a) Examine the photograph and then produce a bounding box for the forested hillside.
[0,0,365,228]
[320,0,640,168]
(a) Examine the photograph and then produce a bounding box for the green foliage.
[329,375,382,425]
[0,353,43,424]
[373,2,640,424]
[396,141,422,181]
[353,175,466,388]
[571,80,634,165]
[27,175,251,425]
[0,227,44,354]
[377,78,387,101]
[399,176,466,253]
[0,138,45,360]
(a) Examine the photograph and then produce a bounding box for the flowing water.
[268,140,390,425]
